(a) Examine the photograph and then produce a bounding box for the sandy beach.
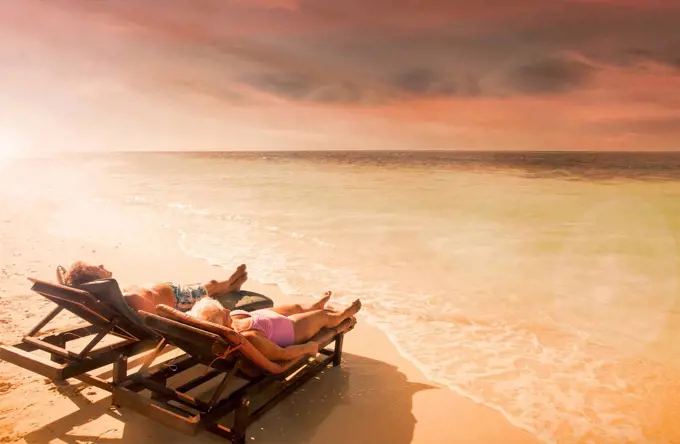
[0,219,542,444]
[2,0,680,440]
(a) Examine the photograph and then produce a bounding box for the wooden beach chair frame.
[112,305,354,444]
[0,278,159,390]
[0,277,274,391]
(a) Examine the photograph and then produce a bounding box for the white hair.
[186,297,227,325]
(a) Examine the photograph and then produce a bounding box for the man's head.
[186,297,231,327]
[63,261,113,287]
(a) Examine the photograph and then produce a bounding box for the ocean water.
[2,151,680,443]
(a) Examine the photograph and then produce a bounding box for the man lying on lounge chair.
[61,261,252,314]
[185,294,361,361]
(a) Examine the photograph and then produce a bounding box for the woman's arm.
[242,332,318,361]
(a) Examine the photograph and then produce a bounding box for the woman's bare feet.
[341,299,362,318]
[311,291,332,310]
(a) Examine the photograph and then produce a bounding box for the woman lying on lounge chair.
[186,294,361,361]
[61,261,251,314]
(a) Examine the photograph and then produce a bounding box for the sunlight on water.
[553,195,679,361]
[3,151,680,443]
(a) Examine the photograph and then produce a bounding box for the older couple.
[62,261,361,361]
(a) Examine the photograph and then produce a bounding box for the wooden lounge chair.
[112,304,355,444]
[0,277,274,391]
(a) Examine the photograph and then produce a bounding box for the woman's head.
[186,297,231,327]
[63,261,113,287]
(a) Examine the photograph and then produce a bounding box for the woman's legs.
[289,300,362,343]
[269,291,332,316]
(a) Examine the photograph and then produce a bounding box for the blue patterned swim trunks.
[167,283,208,312]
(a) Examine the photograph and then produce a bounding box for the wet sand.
[0,226,541,444]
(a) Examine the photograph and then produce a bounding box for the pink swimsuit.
[231,309,295,347]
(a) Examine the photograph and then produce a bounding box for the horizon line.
[43,148,680,155]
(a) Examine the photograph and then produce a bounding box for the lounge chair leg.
[49,338,68,364]
[232,397,250,444]
[112,356,128,385]
[149,376,169,401]
[333,334,344,367]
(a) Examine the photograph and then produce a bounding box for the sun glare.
[0,134,23,162]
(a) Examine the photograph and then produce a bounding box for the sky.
[0,0,678,153]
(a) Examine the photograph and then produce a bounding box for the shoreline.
[0,225,542,444]
[173,232,545,443]
[361,313,544,441]
[176,228,540,442]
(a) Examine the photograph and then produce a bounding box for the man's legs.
[289,299,362,344]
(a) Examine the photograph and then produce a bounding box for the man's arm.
[242,332,318,361]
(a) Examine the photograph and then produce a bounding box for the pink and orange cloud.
[0,0,678,153]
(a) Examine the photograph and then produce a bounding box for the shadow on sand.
[23,353,434,444]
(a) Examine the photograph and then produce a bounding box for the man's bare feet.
[228,272,248,292]
[227,264,246,284]
[224,264,248,292]
[311,291,332,310]
[208,264,248,295]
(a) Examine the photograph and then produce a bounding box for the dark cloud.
[43,0,680,101]
[247,72,313,99]
[305,82,363,103]
[242,56,598,102]
[391,69,457,95]
[223,6,678,100]
[387,68,483,98]
[244,72,366,103]
[69,0,680,68]
[508,6,680,70]
[616,48,680,68]
[506,58,596,94]
[243,67,488,103]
